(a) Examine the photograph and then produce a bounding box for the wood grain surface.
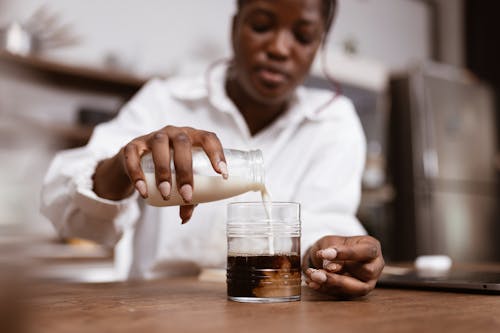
[23,276,500,333]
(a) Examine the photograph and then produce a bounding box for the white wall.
[0,0,432,75]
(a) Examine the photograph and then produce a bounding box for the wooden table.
[21,276,500,333]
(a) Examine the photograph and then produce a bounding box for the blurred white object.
[0,5,80,56]
[415,255,452,272]
[0,22,33,55]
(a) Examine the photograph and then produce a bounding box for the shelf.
[0,50,151,98]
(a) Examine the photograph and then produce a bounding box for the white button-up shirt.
[41,64,367,280]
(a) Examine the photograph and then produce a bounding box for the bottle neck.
[247,149,265,186]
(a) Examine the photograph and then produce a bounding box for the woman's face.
[231,0,325,106]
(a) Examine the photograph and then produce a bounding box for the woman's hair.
[236,0,338,38]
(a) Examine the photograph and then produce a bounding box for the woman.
[42,0,384,297]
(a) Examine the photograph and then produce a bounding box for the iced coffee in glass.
[226,202,301,303]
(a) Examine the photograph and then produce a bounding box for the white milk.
[260,188,274,255]
[144,172,266,207]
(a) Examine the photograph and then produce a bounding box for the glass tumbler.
[226,202,301,303]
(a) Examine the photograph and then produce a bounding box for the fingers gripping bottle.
[141,149,266,207]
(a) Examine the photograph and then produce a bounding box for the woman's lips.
[256,68,287,86]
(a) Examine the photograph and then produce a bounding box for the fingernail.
[179,184,193,203]
[311,270,327,283]
[306,268,315,275]
[135,180,148,198]
[319,248,337,260]
[323,259,332,269]
[218,161,228,179]
[158,181,171,200]
[326,263,339,271]
[308,282,321,290]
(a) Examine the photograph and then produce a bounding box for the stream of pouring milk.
[260,187,274,255]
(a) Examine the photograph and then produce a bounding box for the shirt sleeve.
[293,98,368,255]
[40,79,166,248]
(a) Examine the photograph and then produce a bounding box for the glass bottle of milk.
[141,149,266,207]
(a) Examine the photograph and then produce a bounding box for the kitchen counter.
[21,273,500,333]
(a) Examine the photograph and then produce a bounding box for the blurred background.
[0,0,498,286]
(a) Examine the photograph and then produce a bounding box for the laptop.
[377,267,500,294]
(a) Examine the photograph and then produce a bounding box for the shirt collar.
[169,62,339,126]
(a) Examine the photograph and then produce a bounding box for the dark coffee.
[227,253,301,299]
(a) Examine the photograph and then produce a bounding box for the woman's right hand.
[93,126,228,224]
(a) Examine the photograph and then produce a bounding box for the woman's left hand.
[303,235,385,298]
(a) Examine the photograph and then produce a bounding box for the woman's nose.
[266,30,292,60]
